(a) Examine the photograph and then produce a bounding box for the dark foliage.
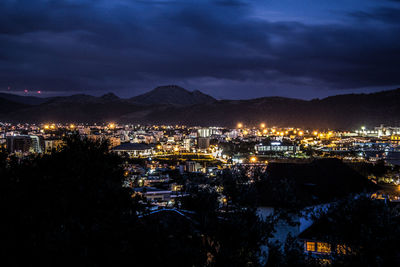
[256,158,376,208]
[304,197,400,266]
[1,135,141,266]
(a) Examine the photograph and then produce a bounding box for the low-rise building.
[112,142,153,157]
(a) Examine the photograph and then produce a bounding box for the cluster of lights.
[237,123,309,137]
[43,124,56,130]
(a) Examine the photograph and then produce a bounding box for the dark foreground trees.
[1,136,142,266]
[313,196,400,267]
[0,136,268,267]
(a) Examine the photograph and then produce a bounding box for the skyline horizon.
[1,84,399,101]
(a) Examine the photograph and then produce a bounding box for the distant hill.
[0,93,49,105]
[132,89,400,129]
[0,86,399,129]
[129,85,216,106]
[0,97,28,114]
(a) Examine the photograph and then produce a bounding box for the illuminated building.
[198,128,211,138]
[44,139,64,153]
[186,161,197,172]
[112,143,153,157]
[6,135,44,154]
[255,140,299,154]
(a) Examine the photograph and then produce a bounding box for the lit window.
[336,244,347,255]
[317,242,331,253]
[306,242,315,252]
[319,259,332,265]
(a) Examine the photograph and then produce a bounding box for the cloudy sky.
[1,0,399,99]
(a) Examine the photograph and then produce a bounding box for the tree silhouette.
[1,135,141,266]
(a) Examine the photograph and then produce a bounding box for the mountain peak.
[100,92,119,101]
[130,85,216,106]
[153,85,187,91]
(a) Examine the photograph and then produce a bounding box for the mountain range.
[1,85,400,129]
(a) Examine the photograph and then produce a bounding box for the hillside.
[0,87,399,129]
[129,85,216,106]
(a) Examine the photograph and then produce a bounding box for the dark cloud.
[349,7,400,25]
[0,0,399,99]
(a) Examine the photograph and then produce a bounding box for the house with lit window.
[298,217,351,260]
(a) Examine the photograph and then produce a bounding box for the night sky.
[1,0,400,99]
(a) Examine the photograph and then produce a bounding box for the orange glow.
[260,123,266,128]
[250,156,257,162]
[237,123,243,128]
